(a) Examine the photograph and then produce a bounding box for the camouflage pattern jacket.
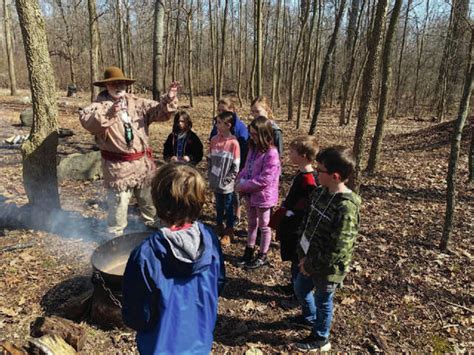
[297,186,361,284]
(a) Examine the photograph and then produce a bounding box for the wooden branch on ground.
[0,243,34,254]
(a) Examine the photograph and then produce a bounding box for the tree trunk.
[15,0,60,220]
[237,0,244,106]
[435,0,470,121]
[276,0,289,108]
[270,0,282,107]
[56,0,76,86]
[186,1,194,106]
[172,0,181,82]
[153,0,165,100]
[308,0,346,135]
[218,0,229,99]
[296,0,317,129]
[392,0,411,118]
[412,0,430,117]
[163,4,171,92]
[87,0,99,101]
[469,124,474,183]
[305,0,324,122]
[115,0,125,71]
[351,0,388,192]
[347,49,368,123]
[339,0,363,125]
[255,0,263,97]
[287,1,310,121]
[3,0,17,96]
[366,0,402,174]
[208,0,217,115]
[125,3,133,93]
[440,28,473,251]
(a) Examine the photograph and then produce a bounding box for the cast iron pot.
[91,232,149,290]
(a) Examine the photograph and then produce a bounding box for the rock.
[19,96,31,104]
[57,151,102,182]
[20,109,33,127]
[30,316,85,351]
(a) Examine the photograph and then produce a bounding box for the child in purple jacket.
[235,116,281,269]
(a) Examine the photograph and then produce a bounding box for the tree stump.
[30,316,86,351]
[28,334,76,355]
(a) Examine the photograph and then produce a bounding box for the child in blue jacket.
[122,163,226,355]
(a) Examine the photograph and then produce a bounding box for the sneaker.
[234,216,241,227]
[237,246,255,267]
[287,315,314,330]
[295,334,331,352]
[245,253,269,269]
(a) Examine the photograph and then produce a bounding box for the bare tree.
[153,0,165,100]
[392,0,411,118]
[434,0,470,121]
[412,0,430,117]
[351,0,388,191]
[440,27,473,251]
[115,0,126,71]
[185,0,194,106]
[366,0,403,174]
[287,0,310,121]
[339,0,364,125]
[208,0,217,115]
[308,0,347,135]
[87,0,99,101]
[237,0,244,106]
[296,0,318,129]
[2,0,17,95]
[218,0,229,99]
[255,0,263,97]
[55,0,76,86]
[270,0,282,107]
[15,0,60,220]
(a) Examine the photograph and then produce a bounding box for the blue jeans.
[215,193,234,228]
[293,273,338,339]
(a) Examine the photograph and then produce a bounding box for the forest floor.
[0,89,472,353]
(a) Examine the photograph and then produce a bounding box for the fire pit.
[90,232,149,328]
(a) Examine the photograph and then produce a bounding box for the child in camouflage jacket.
[294,146,361,352]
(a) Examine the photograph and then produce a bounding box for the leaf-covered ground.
[0,89,472,353]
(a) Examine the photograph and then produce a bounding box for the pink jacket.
[237,146,281,208]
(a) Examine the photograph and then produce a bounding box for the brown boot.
[220,227,234,246]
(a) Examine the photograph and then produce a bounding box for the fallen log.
[30,316,85,351]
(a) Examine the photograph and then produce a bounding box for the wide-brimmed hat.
[93,66,136,87]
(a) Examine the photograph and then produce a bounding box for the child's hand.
[298,257,310,277]
[182,155,190,162]
[170,156,179,162]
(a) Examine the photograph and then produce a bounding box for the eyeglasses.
[315,167,330,174]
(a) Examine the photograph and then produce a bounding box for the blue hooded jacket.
[122,222,226,355]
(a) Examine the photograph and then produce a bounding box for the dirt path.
[0,90,472,353]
